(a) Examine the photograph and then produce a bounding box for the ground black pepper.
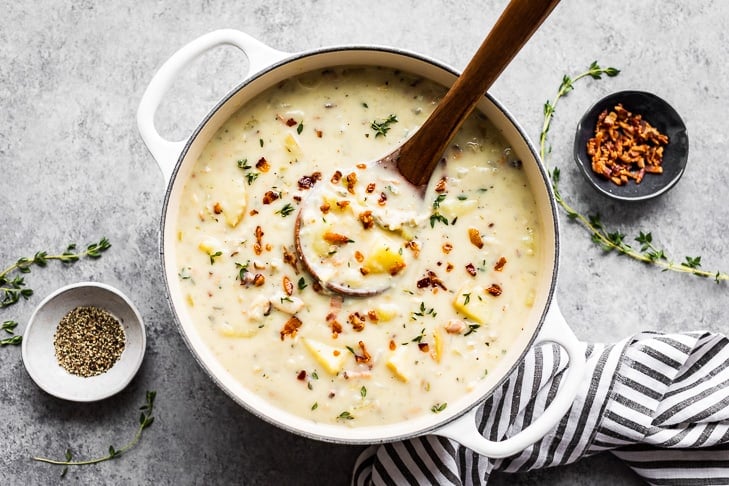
[53,306,126,377]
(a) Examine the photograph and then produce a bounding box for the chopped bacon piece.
[434,176,447,193]
[298,172,322,189]
[465,263,477,276]
[280,316,302,340]
[416,270,448,290]
[323,232,352,244]
[366,183,376,193]
[213,202,223,214]
[282,245,299,274]
[282,275,294,296]
[354,341,371,364]
[330,170,342,184]
[486,284,502,296]
[256,157,270,172]
[494,256,507,271]
[468,228,484,249]
[348,312,366,332]
[262,191,279,204]
[346,172,357,194]
[285,117,297,127]
[359,210,374,229]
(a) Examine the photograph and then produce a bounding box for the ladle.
[295,0,560,296]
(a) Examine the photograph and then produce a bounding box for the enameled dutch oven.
[137,29,585,458]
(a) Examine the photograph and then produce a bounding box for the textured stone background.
[1,1,727,484]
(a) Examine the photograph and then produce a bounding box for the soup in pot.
[173,66,541,426]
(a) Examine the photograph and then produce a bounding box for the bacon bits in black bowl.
[574,90,688,201]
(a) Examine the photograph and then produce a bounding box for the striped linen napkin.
[352,331,729,485]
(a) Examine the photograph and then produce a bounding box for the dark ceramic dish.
[574,90,688,201]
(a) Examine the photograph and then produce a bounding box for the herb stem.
[540,62,728,282]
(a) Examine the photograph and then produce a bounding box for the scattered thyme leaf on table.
[540,61,727,282]
[33,390,156,477]
[0,237,111,345]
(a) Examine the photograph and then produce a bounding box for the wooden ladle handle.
[397,0,561,186]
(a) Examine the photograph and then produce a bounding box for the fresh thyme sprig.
[0,238,112,311]
[541,62,728,282]
[33,390,156,477]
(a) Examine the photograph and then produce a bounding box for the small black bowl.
[574,90,689,201]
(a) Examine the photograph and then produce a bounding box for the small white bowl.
[21,282,146,402]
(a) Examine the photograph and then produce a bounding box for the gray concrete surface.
[1,1,727,484]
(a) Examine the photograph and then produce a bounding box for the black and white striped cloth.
[352,331,729,485]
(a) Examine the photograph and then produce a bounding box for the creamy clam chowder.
[174,67,541,426]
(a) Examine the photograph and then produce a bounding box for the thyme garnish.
[33,391,156,477]
[431,402,447,413]
[370,114,398,137]
[541,61,728,282]
[429,194,449,228]
[0,238,112,337]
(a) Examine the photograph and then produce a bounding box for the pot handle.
[433,300,585,458]
[136,29,288,185]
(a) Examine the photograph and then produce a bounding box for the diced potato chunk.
[198,237,223,256]
[385,345,411,383]
[431,327,444,363]
[452,286,492,324]
[218,321,258,338]
[364,243,405,275]
[284,133,303,161]
[439,198,477,219]
[219,177,248,228]
[373,303,399,322]
[302,337,347,375]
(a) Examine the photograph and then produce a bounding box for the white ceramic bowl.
[21,282,146,402]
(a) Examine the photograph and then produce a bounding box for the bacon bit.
[389,261,406,276]
[494,256,507,271]
[265,243,272,252]
[377,192,387,206]
[389,339,396,351]
[465,263,477,276]
[297,370,307,381]
[330,170,343,184]
[360,267,370,276]
[366,183,376,193]
[282,245,299,274]
[280,315,302,340]
[262,191,279,204]
[359,210,374,229]
[367,310,379,322]
[405,240,420,258]
[416,270,448,290]
[283,276,294,296]
[293,195,301,203]
[315,129,323,138]
[442,242,453,254]
[356,163,367,169]
[333,350,340,357]
[346,172,357,194]
[348,312,366,332]
[468,228,484,249]
[587,103,669,186]
[445,319,466,334]
[330,320,343,337]
[213,202,223,214]
[354,251,365,263]
[249,209,259,216]
[418,342,430,353]
[434,176,447,193]
[319,202,331,214]
[298,172,322,189]
[335,200,350,209]
[486,284,503,296]
[446,262,454,272]
[252,274,266,286]
[285,117,297,127]
[323,231,352,244]
[256,157,270,172]
[254,225,264,255]
[354,341,372,364]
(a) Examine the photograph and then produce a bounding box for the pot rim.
[157,42,561,445]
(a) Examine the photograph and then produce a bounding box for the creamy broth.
[174,67,540,426]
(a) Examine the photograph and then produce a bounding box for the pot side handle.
[136,29,289,185]
[433,300,585,458]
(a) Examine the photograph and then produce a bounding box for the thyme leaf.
[370,114,398,137]
[33,391,156,475]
